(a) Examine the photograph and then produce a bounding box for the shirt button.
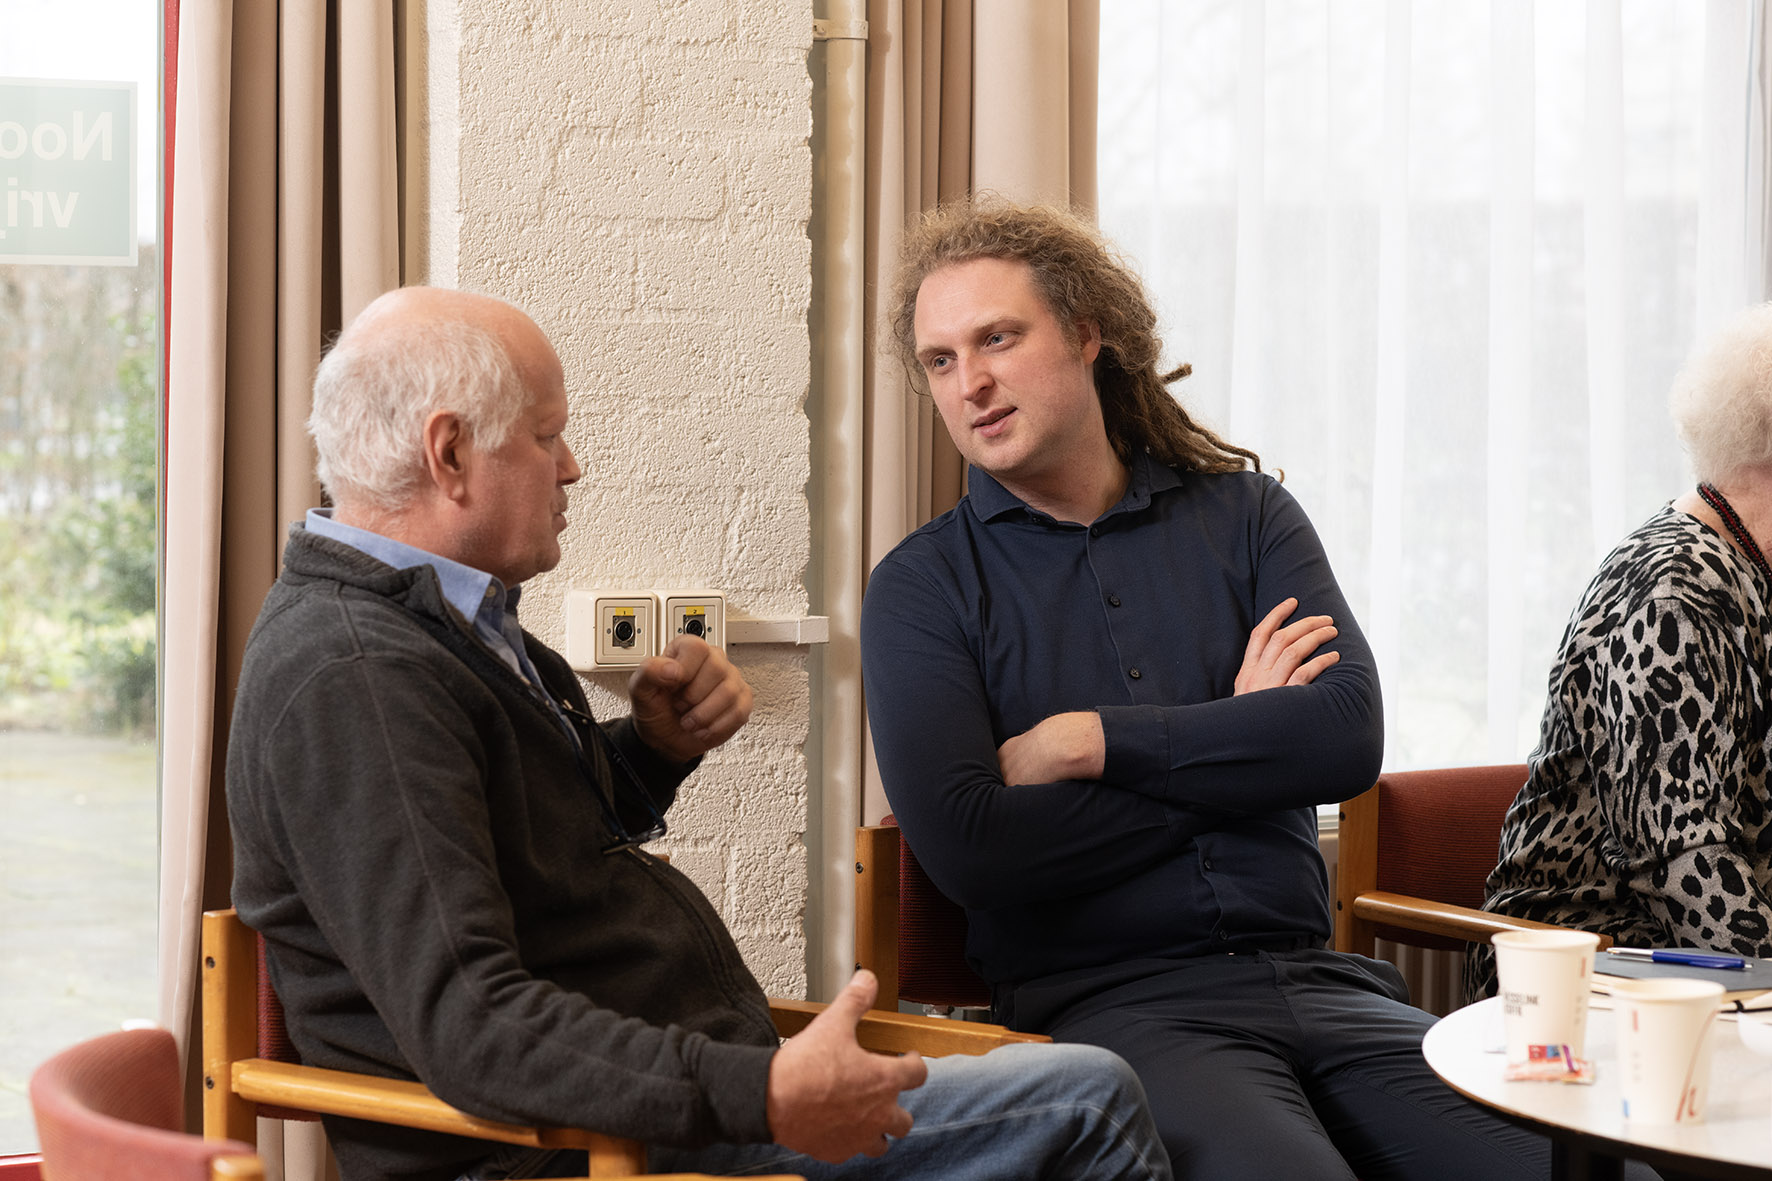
[1128,668,1142,680]
[1202,858,1214,871]
[1216,930,1230,941]
[1089,526,1099,537]
[1107,594,1121,608]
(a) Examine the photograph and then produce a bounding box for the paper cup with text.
[1612,977,1725,1125]
[1491,929,1600,1064]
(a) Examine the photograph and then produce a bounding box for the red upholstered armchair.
[1332,765,1614,958]
[31,1026,262,1181]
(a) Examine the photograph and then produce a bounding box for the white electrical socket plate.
[564,590,661,670]
[656,588,724,650]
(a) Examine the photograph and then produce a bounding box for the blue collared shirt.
[304,509,550,696]
[861,453,1384,985]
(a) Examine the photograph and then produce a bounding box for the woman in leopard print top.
[1470,304,1772,999]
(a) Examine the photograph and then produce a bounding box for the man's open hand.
[765,970,928,1162]
[627,636,754,763]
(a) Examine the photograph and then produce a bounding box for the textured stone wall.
[432,0,814,995]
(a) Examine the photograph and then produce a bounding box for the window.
[1098,1,1758,769]
[0,0,160,1155]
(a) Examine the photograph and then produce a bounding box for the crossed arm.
[996,598,1340,786]
[860,482,1382,913]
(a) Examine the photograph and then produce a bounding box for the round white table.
[1424,997,1772,1180]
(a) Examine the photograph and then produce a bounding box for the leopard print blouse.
[1467,505,1772,999]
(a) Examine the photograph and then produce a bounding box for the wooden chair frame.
[1333,781,1613,958]
[855,824,1030,1020]
[854,824,901,1007]
[203,908,1041,1179]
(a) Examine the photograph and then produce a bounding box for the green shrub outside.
[0,256,157,737]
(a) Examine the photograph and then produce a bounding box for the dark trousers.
[1005,948,1654,1181]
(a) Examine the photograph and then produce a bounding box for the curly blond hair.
[888,197,1260,474]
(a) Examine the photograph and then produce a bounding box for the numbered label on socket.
[563,590,660,670]
[657,589,724,650]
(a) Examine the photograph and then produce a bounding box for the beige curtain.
[859,0,1099,820]
[161,1,400,1171]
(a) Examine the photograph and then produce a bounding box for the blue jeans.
[460,1041,1171,1180]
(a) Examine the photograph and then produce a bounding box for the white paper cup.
[1491,929,1600,1064]
[1612,977,1724,1125]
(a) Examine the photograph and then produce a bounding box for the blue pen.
[1605,947,1748,971]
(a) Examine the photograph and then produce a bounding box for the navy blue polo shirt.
[861,454,1383,987]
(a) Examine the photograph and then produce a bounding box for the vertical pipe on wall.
[808,0,868,1001]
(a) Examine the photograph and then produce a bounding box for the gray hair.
[309,306,528,511]
[1670,302,1772,485]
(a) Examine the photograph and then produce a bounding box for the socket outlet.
[564,590,661,670]
[657,588,724,649]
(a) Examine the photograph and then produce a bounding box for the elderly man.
[226,287,1168,1181]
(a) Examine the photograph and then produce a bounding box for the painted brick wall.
[431,0,815,996]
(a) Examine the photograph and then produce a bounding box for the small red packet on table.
[1504,1043,1595,1084]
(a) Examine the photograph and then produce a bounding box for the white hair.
[1669,302,1772,485]
[308,303,528,511]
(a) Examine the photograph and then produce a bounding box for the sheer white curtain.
[1098,0,1771,770]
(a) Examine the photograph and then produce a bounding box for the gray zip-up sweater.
[226,526,778,1181]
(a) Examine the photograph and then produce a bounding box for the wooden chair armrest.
[206,906,797,1180]
[210,1155,265,1181]
[1350,891,1614,950]
[768,998,1048,1057]
[230,1059,630,1155]
[228,1060,800,1181]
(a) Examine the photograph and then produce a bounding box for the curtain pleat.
[1319,6,1355,585]
[1760,6,1772,299]
[1486,0,1533,759]
[160,0,234,1075]
[1583,0,1627,562]
[279,0,328,532]
[1226,0,1268,442]
[1366,0,1411,715]
[1701,0,1761,340]
[336,2,402,324]
[162,5,399,1176]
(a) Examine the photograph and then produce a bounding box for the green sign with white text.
[0,79,137,266]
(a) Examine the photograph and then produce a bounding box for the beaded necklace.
[1697,483,1772,584]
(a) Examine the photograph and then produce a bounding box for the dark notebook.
[1594,950,1772,1003]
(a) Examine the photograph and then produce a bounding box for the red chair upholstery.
[855,818,997,1013]
[30,1027,262,1181]
[249,939,314,1122]
[891,817,991,1010]
[1334,765,1614,957]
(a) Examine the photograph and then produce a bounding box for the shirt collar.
[304,507,513,625]
[967,451,1183,525]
